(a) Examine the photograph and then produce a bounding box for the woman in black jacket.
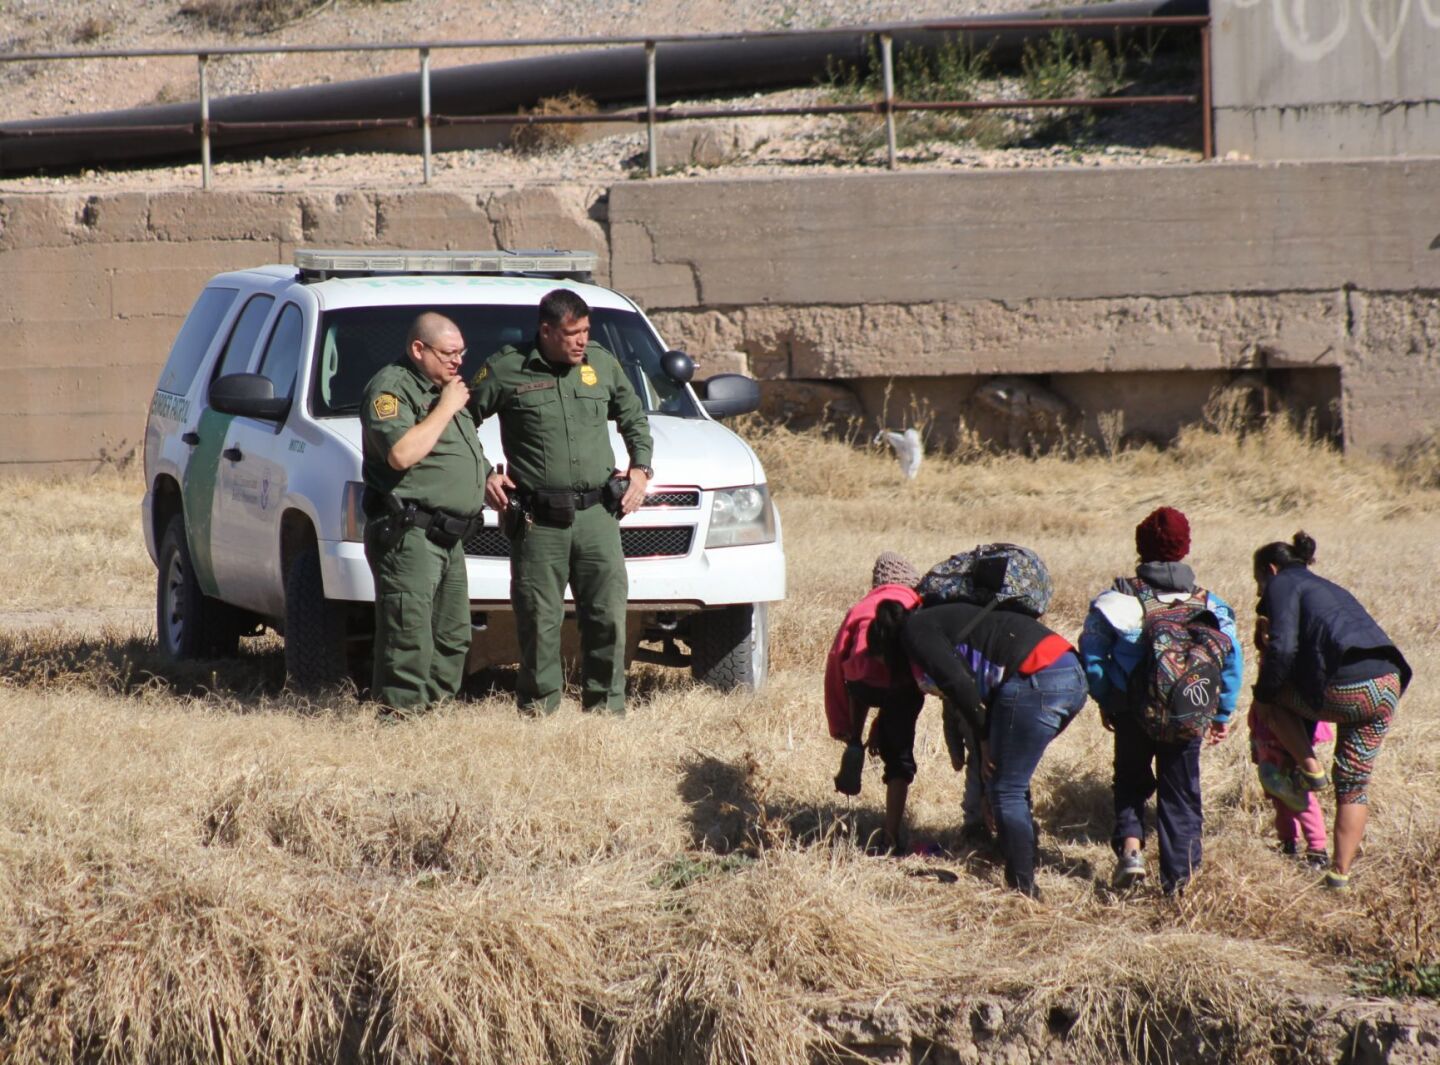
[1251,531,1411,891]
[868,598,1087,898]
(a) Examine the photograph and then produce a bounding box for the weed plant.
[510,91,599,155]
[177,0,332,34]
[821,29,1192,160]
[1,417,1437,1062]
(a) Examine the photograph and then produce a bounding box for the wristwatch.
[631,464,654,478]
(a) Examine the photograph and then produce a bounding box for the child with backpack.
[866,544,1087,898]
[1078,507,1243,895]
[1249,612,1332,868]
[825,552,926,854]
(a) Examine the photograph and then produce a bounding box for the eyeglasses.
[423,342,467,362]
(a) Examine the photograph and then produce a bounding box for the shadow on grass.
[1038,770,1115,846]
[676,753,1008,872]
[0,627,292,701]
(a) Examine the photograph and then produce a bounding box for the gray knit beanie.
[872,551,921,589]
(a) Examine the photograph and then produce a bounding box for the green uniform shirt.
[468,340,653,491]
[360,357,490,516]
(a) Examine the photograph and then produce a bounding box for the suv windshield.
[311,305,698,418]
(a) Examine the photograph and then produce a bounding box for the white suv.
[142,249,785,692]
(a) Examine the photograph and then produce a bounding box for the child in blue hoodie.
[1079,507,1243,895]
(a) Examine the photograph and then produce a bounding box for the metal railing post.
[1200,22,1214,160]
[645,40,657,178]
[420,47,433,184]
[880,33,897,171]
[198,53,211,190]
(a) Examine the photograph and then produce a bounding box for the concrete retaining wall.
[1212,0,1440,160]
[1,160,1437,475]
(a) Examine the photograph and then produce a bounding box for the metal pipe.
[0,95,1201,141]
[880,33,896,171]
[1200,22,1213,160]
[420,47,432,185]
[645,41,657,178]
[0,0,1209,174]
[199,53,210,190]
[0,15,1213,63]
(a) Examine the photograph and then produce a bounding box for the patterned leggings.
[1276,673,1403,805]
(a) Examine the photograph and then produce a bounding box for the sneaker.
[1280,840,1300,857]
[1323,869,1351,892]
[1114,850,1147,889]
[1304,848,1330,870]
[1295,765,1330,792]
[1258,763,1309,814]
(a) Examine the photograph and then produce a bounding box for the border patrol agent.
[360,312,489,715]
[471,289,654,714]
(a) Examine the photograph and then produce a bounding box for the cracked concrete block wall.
[0,186,613,475]
[610,163,1440,307]
[1212,0,1440,160]
[1,163,1437,473]
[627,162,1440,453]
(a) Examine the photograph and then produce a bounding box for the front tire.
[689,603,769,692]
[284,541,351,691]
[155,514,244,659]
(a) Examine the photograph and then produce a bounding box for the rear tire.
[284,541,351,691]
[689,603,769,692]
[155,515,244,659]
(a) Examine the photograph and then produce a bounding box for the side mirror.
[699,373,761,419]
[661,350,695,384]
[210,373,291,421]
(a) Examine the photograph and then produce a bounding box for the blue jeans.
[986,652,1088,895]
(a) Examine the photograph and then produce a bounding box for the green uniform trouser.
[365,524,471,711]
[512,503,627,713]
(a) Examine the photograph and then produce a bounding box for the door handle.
[222,446,243,462]
[182,431,200,446]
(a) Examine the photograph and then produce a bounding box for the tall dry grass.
[1,417,1437,1063]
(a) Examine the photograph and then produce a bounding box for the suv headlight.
[705,485,776,548]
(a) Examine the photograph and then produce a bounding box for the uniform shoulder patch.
[471,365,490,386]
[372,393,400,420]
[579,364,599,387]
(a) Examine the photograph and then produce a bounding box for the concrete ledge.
[610,162,1440,307]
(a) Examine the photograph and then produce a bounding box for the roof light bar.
[294,248,598,279]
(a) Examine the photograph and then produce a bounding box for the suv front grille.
[621,526,694,558]
[643,490,700,508]
[465,525,694,559]
[464,527,511,557]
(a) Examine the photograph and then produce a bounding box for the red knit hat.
[1135,507,1190,562]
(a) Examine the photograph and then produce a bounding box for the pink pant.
[1250,707,1331,852]
[1270,793,1328,852]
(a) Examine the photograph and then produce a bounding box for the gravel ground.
[0,0,1204,193]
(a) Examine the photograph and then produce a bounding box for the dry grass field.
[1,417,1438,1063]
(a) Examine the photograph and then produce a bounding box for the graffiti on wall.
[1224,0,1440,61]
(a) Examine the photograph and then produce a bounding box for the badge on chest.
[580,365,598,387]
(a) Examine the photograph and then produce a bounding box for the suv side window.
[156,287,237,395]
[257,303,305,402]
[211,294,275,383]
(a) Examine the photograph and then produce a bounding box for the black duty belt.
[408,506,481,538]
[518,486,607,511]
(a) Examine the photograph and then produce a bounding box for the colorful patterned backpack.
[1125,579,1233,743]
[916,543,1053,618]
